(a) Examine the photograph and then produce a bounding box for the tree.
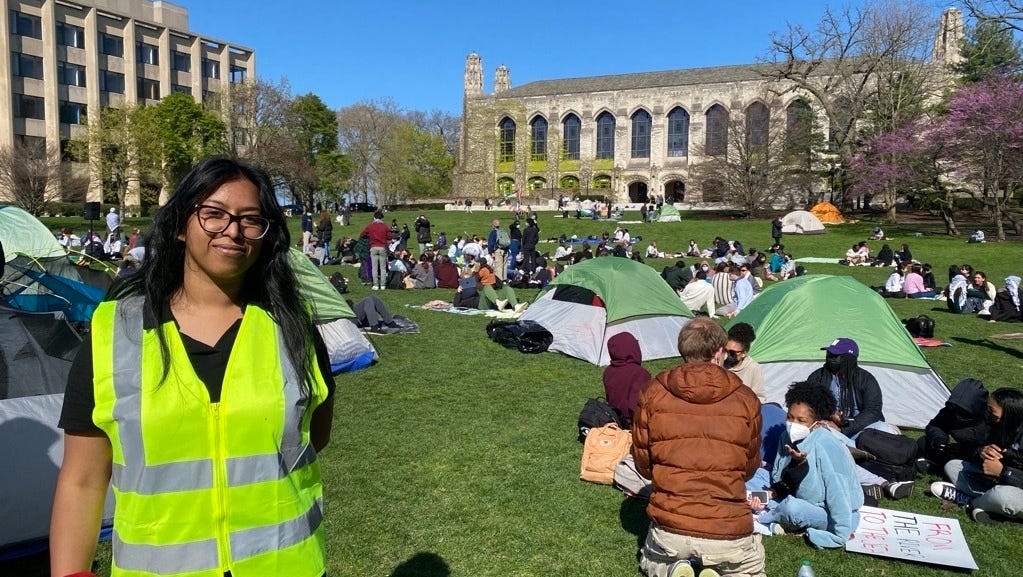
[761,0,941,221]
[377,122,454,204]
[938,73,1023,239]
[149,93,228,198]
[71,105,161,211]
[962,0,1023,34]
[953,17,1023,82]
[0,139,68,215]
[286,93,350,210]
[337,100,404,204]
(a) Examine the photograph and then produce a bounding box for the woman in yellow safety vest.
[50,156,335,577]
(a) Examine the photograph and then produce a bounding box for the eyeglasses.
[193,204,270,240]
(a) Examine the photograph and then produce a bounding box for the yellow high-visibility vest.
[92,297,328,577]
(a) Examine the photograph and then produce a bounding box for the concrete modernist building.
[1,0,254,204]
[454,9,964,207]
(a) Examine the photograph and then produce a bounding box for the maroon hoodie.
[603,332,652,426]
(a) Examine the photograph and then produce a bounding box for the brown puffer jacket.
[632,361,762,540]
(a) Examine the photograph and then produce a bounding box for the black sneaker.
[929,481,971,507]
[863,484,885,504]
[886,481,915,500]
[970,507,997,525]
[915,457,936,475]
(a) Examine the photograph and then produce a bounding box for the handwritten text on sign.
[846,506,978,570]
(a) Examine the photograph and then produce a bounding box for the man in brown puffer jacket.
[632,317,764,577]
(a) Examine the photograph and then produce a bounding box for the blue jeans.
[757,496,829,533]
[945,459,1023,519]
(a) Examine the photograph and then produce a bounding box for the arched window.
[705,104,728,156]
[829,97,852,151]
[528,176,547,191]
[499,117,516,162]
[559,175,580,189]
[631,109,651,158]
[562,114,580,160]
[745,102,769,154]
[786,99,813,156]
[496,177,515,194]
[593,174,612,189]
[530,116,548,162]
[596,111,615,160]
[667,107,690,157]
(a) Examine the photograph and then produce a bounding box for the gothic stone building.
[453,8,964,207]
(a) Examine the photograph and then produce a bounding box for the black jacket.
[522,224,539,249]
[806,365,885,437]
[924,378,989,461]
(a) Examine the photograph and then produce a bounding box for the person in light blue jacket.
[758,381,863,548]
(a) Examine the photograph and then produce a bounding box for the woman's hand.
[980,444,1004,462]
[784,444,807,460]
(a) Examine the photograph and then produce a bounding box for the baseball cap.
[822,337,858,356]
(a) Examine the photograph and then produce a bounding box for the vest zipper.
[211,402,232,571]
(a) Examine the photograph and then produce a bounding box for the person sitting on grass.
[408,253,436,289]
[872,243,894,267]
[917,379,990,475]
[725,323,765,402]
[755,381,863,548]
[987,276,1023,323]
[347,296,400,334]
[963,270,996,314]
[845,243,866,266]
[603,332,651,428]
[474,262,527,313]
[931,388,1023,525]
[904,265,937,299]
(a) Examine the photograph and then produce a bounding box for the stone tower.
[933,7,965,65]
[464,53,483,96]
[494,65,511,94]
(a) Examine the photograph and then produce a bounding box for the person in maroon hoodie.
[603,332,651,427]
[360,211,390,290]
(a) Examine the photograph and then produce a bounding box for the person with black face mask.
[725,323,765,402]
[805,337,887,438]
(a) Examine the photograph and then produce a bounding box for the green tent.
[0,205,66,261]
[727,274,948,428]
[657,204,681,222]
[288,248,354,320]
[519,257,692,365]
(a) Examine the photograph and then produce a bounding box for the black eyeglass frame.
[192,204,271,240]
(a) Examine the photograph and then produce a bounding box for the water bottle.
[796,559,816,577]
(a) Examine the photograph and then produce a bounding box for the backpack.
[917,314,935,339]
[579,423,632,485]
[486,320,553,354]
[328,272,348,294]
[495,228,511,249]
[855,428,919,482]
[577,397,624,442]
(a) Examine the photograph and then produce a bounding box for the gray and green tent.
[518,257,693,365]
[727,274,949,429]
[657,203,681,222]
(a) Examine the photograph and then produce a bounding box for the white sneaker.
[667,560,695,577]
[495,299,509,311]
[929,481,970,506]
[886,480,915,500]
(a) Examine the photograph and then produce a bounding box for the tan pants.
[492,249,507,280]
[639,523,765,577]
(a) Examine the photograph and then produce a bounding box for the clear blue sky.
[177,0,926,115]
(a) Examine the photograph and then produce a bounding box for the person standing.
[50,156,333,577]
[361,211,390,290]
[521,217,540,273]
[771,217,783,248]
[414,214,432,256]
[106,207,121,233]
[316,210,333,262]
[487,219,508,280]
[301,211,314,251]
[632,318,764,577]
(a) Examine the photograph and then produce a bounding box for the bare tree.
[337,99,404,204]
[962,0,1023,34]
[0,139,66,215]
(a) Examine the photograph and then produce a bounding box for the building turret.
[494,65,510,94]
[464,53,483,97]
[933,7,965,65]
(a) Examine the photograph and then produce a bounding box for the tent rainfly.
[780,210,825,234]
[657,204,681,222]
[726,274,949,429]
[518,257,693,365]
[810,201,845,224]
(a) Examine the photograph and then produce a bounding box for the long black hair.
[991,388,1023,448]
[107,156,317,390]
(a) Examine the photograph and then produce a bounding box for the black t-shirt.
[59,311,335,433]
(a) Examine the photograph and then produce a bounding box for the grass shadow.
[390,551,450,577]
[619,496,650,550]
[951,337,1023,360]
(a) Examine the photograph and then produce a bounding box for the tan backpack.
[580,423,632,485]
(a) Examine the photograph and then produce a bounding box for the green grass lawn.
[8,207,1023,576]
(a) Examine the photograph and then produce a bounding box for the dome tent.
[518,257,693,365]
[780,210,825,234]
[810,201,845,224]
[657,203,681,222]
[726,274,949,429]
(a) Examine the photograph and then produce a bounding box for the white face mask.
[786,421,812,444]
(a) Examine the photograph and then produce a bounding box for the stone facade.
[453,8,965,207]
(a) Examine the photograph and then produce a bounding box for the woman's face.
[179,177,264,288]
[987,397,1003,424]
[973,274,986,286]
[787,402,817,425]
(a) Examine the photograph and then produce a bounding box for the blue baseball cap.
[822,337,858,356]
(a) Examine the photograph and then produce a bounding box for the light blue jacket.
[772,427,863,548]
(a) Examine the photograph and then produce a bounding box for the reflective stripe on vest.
[93,297,327,577]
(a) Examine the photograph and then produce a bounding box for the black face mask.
[723,353,741,369]
[824,357,843,374]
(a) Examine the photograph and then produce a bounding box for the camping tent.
[518,257,693,365]
[810,201,845,224]
[0,305,114,556]
[288,248,377,373]
[0,205,67,261]
[726,274,949,429]
[780,210,825,234]
[657,204,681,222]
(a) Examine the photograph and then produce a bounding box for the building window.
[9,10,42,39]
[58,61,87,87]
[595,111,615,160]
[100,70,125,94]
[499,117,516,163]
[172,50,191,72]
[529,116,547,162]
[630,109,651,159]
[172,83,192,95]
[829,97,852,151]
[59,101,87,124]
[746,102,770,154]
[137,77,160,100]
[786,99,813,154]
[229,66,247,83]
[233,128,249,147]
[593,174,612,189]
[202,58,220,79]
[100,32,124,57]
[14,94,45,120]
[57,22,86,48]
[705,104,728,156]
[667,107,690,157]
[528,176,546,191]
[559,175,580,189]
[136,41,159,65]
[11,52,44,80]
[496,177,515,195]
[562,113,580,160]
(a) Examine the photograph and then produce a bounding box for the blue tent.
[3,263,104,322]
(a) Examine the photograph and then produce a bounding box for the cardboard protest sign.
[846,506,978,570]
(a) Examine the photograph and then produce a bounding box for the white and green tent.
[727,274,949,429]
[519,257,693,365]
[657,203,681,222]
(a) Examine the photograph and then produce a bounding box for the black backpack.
[486,320,553,354]
[904,314,935,338]
[577,397,624,442]
[856,428,920,482]
[328,272,348,294]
